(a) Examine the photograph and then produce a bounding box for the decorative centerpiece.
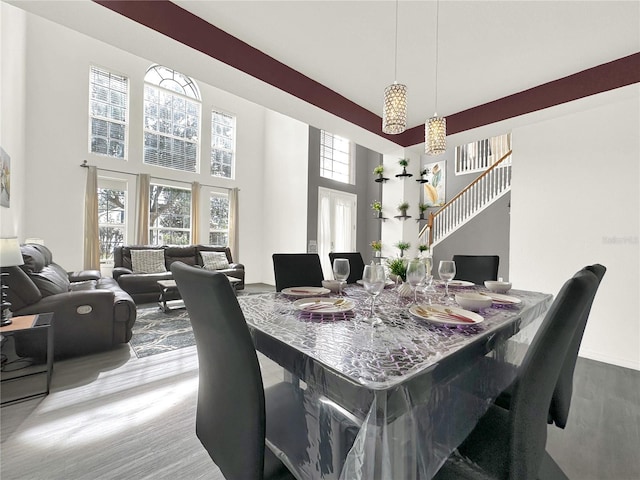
[386,257,412,296]
[418,202,429,220]
[417,168,429,183]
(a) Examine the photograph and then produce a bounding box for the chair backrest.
[328,252,365,284]
[171,261,267,480]
[272,253,324,292]
[451,255,499,285]
[508,270,600,480]
[549,264,606,428]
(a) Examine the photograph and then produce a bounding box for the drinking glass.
[438,260,456,304]
[332,258,350,296]
[406,259,426,305]
[362,264,386,326]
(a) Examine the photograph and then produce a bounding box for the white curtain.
[228,187,239,260]
[191,181,201,244]
[317,193,332,279]
[83,166,100,270]
[135,174,150,245]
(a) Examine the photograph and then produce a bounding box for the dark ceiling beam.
[95,1,639,148]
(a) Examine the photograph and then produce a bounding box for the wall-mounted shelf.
[416,217,428,223]
[395,172,413,178]
[394,215,411,220]
[374,176,389,183]
[416,178,429,184]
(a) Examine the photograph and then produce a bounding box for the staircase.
[419,150,512,248]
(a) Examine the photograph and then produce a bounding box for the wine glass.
[406,259,426,305]
[361,264,386,326]
[438,260,456,304]
[332,258,350,296]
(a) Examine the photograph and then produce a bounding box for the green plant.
[420,168,428,177]
[373,165,384,175]
[370,240,382,251]
[371,200,382,212]
[397,202,409,213]
[418,203,429,213]
[395,241,410,257]
[418,244,429,253]
[398,158,409,167]
[386,257,407,282]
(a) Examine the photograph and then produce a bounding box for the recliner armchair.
[2,244,136,358]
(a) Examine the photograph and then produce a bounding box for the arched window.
[143,65,201,172]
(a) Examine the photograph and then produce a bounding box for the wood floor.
[1,311,638,479]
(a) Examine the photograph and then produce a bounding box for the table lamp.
[0,237,24,327]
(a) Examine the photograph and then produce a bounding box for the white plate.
[409,304,484,326]
[356,279,395,288]
[281,287,331,297]
[480,292,521,305]
[293,297,355,313]
[435,280,475,288]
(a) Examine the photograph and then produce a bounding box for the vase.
[396,282,413,297]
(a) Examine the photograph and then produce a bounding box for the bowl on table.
[484,280,512,293]
[455,292,493,312]
[322,280,341,293]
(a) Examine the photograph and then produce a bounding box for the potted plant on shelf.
[370,240,382,257]
[395,241,410,258]
[396,158,412,177]
[418,202,429,220]
[397,201,410,218]
[371,200,383,218]
[373,165,386,182]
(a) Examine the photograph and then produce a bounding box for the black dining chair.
[170,261,301,480]
[452,254,499,285]
[328,252,366,284]
[494,264,606,429]
[272,253,324,292]
[433,268,600,480]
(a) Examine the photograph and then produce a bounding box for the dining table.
[238,283,553,480]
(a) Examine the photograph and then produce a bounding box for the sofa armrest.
[68,270,102,282]
[229,263,245,270]
[112,266,133,281]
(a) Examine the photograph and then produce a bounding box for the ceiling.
[8,0,640,152]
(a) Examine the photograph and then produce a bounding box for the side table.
[1,312,54,405]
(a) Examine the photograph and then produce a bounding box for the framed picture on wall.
[0,147,10,208]
[423,160,445,207]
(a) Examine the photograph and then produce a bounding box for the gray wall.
[307,127,382,265]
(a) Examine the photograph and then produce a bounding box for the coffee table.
[158,276,241,313]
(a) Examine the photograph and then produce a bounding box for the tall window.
[149,184,191,245]
[98,184,126,263]
[209,193,230,245]
[143,65,201,172]
[320,130,353,184]
[89,66,128,158]
[211,110,235,178]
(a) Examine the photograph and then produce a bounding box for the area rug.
[129,306,195,358]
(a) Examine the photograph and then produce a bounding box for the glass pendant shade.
[382,82,407,134]
[425,114,446,155]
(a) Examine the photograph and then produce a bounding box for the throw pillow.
[201,251,230,270]
[131,249,167,274]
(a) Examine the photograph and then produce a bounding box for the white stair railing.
[419,150,512,248]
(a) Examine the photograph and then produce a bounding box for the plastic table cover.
[239,285,553,480]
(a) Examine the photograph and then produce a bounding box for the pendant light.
[382,0,407,135]
[426,0,446,155]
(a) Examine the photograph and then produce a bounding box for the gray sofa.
[2,244,137,359]
[112,245,245,304]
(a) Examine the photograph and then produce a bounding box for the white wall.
[261,110,309,286]
[511,91,640,370]
[0,3,27,239]
[17,11,270,282]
